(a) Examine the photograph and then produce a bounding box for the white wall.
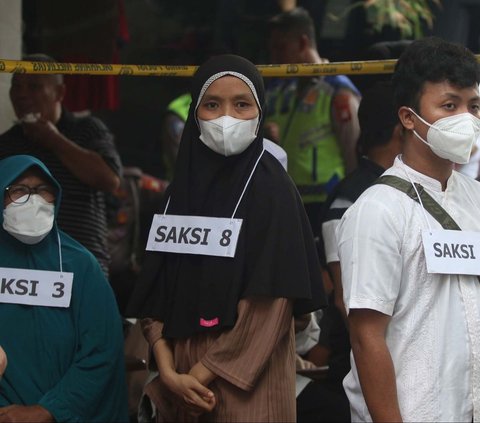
[0,0,21,133]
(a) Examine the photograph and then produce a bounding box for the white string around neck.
[56,228,63,273]
[400,160,433,234]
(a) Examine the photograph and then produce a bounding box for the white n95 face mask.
[409,108,480,164]
[198,115,259,156]
[3,194,55,244]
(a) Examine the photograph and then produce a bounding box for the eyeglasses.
[5,184,56,204]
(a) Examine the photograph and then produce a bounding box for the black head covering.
[126,54,326,338]
[357,81,398,155]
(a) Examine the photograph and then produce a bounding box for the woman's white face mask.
[409,108,480,164]
[198,115,259,156]
[3,194,55,244]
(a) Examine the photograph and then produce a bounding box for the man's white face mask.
[409,108,480,164]
[198,115,259,156]
[3,194,55,244]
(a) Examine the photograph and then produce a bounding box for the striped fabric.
[0,109,122,275]
[142,297,297,422]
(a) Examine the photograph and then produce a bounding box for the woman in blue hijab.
[0,155,128,422]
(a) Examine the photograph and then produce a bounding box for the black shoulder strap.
[374,175,461,231]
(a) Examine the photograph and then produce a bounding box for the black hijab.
[126,54,326,338]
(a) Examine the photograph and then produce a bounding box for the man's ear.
[398,106,415,130]
[55,83,66,103]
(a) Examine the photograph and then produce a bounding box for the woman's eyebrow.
[201,92,254,102]
[232,93,255,101]
[200,94,222,102]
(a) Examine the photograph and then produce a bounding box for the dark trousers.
[297,379,351,422]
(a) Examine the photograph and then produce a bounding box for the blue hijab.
[0,155,128,422]
[0,154,66,269]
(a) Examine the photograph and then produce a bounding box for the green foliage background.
[330,0,442,39]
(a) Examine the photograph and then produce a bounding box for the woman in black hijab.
[127,54,326,422]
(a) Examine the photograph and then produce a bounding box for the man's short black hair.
[392,36,480,112]
[268,7,316,47]
[352,40,412,93]
[21,53,64,85]
[357,81,398,155]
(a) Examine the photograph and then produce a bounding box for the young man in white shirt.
[338,37,480,422]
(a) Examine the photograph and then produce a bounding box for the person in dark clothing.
[321,80,404,322]
[0,54,122,276]
[296,81,403,422]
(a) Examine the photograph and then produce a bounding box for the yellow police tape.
[0,59,398,77]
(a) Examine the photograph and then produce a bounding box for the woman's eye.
[236,101,250,109]
[11,188,26,196]
[203,102,218,110]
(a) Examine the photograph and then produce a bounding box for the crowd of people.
[1,5,480,423]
